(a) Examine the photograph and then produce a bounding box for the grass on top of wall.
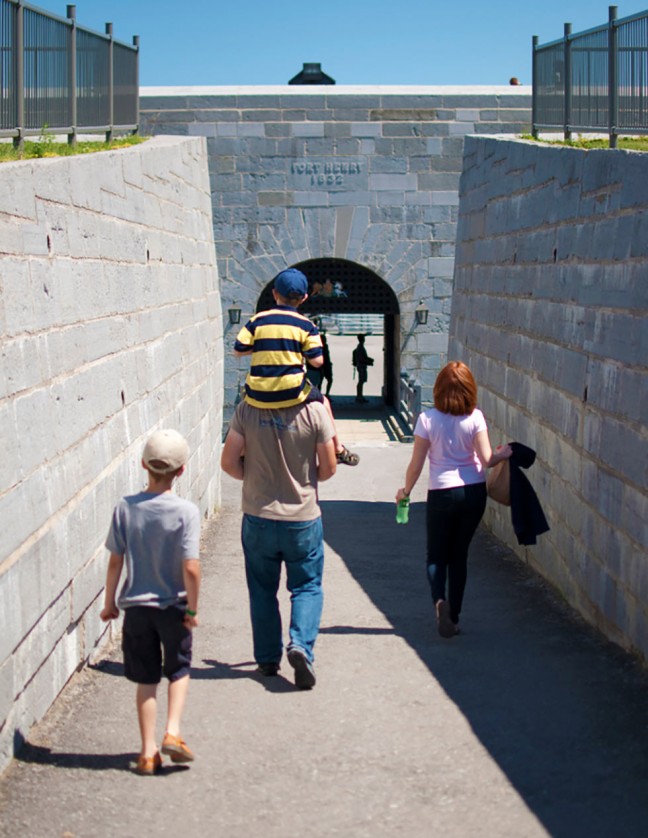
[0,132,147,162]
[521,134,648,151]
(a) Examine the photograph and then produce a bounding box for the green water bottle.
[396,496,410,524]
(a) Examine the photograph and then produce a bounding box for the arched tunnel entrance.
[256,258,401,407]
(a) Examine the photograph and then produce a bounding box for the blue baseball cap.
[274,268,308,298]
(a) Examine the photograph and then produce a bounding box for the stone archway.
[257,258,401,406]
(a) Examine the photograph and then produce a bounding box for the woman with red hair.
[396,362,512,638]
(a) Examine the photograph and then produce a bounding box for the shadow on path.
[15,743,189,775]
[322,499,648,838]
[92,656,302,693]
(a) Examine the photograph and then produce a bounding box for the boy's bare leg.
[322,395,359,464]
[322,396,342,454]
[136,683,158,757]
[166,674,190,737]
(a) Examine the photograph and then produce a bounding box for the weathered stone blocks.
[450,135,648,663]
[140,86,531,411]
[0,136,222,771]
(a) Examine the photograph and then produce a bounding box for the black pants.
[425,482,487,624]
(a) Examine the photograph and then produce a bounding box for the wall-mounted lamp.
[228,308,241,325]
[415,301,429,326]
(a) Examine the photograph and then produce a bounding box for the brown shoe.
[161,732,195,763]
[134,751,163,775]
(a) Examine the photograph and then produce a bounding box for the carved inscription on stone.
[290,159,363,188]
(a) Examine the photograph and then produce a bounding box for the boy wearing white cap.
[100,429,201,775]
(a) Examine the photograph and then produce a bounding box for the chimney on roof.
[288,63,335,85]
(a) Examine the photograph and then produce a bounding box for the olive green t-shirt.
[229,400,334,521]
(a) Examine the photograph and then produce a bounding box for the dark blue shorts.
[305,385,324,404]
[122,606,192,684]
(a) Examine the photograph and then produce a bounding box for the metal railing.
[398,372,421,435]
[533,5,648,147]
[0,0,139,146]
[321,313,385,335]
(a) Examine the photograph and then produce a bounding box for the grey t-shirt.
[105,491,201,609]
[229,400,334,521]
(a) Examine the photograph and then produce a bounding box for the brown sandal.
[336,446,360,466]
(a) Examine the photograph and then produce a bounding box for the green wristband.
[186,608,197,617]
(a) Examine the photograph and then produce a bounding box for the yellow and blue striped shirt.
[234,306,323,408]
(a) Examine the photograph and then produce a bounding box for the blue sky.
[30,1,648,87]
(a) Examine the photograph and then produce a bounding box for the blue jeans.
[426,482,487,624]
[241,514,324,665]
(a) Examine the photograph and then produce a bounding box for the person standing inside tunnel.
[395,362,512,638]
[320,332,333,397]
[306,331,332,396]
[352,334,373,403]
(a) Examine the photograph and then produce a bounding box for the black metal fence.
[0,0,139,146]
[533,5,648,147]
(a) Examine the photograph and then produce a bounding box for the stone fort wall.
[0,136,222,770]
[139,85,531,412]
[450,136,648,661]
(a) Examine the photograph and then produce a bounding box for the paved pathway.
[1,430,648,838]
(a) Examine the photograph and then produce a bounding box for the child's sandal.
[336,446,360,466]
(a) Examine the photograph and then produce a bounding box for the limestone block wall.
[140,85,531,411]
[0,136,223,770]
[450,136,648,661]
